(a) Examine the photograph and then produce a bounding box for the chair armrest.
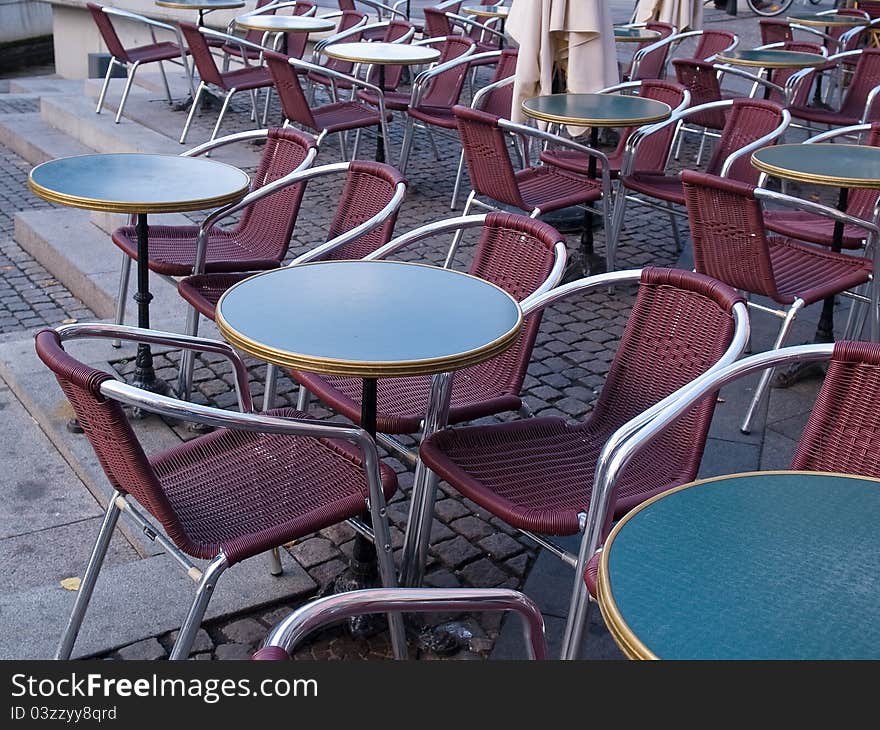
[499,117,611,168]
[862,83,880,124]
[789,23,837,47]
[358,0,409,20]
[365,213,490,260]
[293,180,407,264]
[715,64,787,97]
[719,108,791,178]
[56,323,255,412]
[409,44,481,106]
[754,187,880,236]
[256,588,548,659]
[314,19,377,53]
[471,75,514,110]
[445,12,506,42]
[805,123,873,143]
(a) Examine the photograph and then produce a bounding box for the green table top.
[716,48,825,68]
[788,12,868,27]
[234,15,337,33]
[216,261,523,377]
[613,27,661,42]
[752,143,880,188]
[521,93,671,127]
[322,41,441,65]
[598,471,880,660]
[28,153,250,214]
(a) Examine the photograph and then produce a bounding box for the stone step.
[41,93,177,155]
[0,546,314,659]
[9,75,83,96]
[0,112,94,166]
[14,207,192,330]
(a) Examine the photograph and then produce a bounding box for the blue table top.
[598,471,880,660]
[216,260,523,377]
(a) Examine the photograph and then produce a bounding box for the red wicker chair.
[290,213,567,447]
[87,3,192,124]
[264,49,391,160]
[37,324,405,660]
[582,337,880,600]
[304,9,370,92]
[423,6,504,56]
[452,105,615,270]
[417,266,750,659]
[179,24,275,144]
[111,127,317,338]
[765,123,880,251]
[609,97,789,269]
[681,169,876,434]
[175,160,407,401]
[539,80,690,178]
[625,22,677,81]
[760,18,793,46]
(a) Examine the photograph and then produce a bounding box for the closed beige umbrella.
[507,0,619,123]
[633,0,703,31]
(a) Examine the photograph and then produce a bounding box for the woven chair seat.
[311,101,391,133]
[408,104,459,128]
[112,225,284,277]
[149,407,398,563]
[538,148,625,178]
[126,41,186,64]
[357,88,411,111]
[515,166,603,212]
[178,272,250,318]
[764,209,869,250]
[217,64,274,91]
[308,70,355,89]
[788,105,862,127]
[767,236,872,305]
[621,171,685,205]
[419,414,703,537]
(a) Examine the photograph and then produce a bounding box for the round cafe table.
[522,93,671,278]
[216,260,522,611]
[716,48,825,100]
[155,0,245,26]
[752,143,880,363]
[597,471,880,659]
[463,5,509,46]
[29,153,249,396]
[788,12,869,29]
[234,14,336,55]
[322,42,441,162]
[613,26,662,43]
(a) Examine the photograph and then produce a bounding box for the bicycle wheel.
[746,0,794,16]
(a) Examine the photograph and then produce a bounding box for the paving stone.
[479,532,523,561]
[116,638,166,661]
[459,558,508,588]
[219,618,268,648]
[166,628,213,656]
[288,537,341,569]
[213,643,255,661]
[449,515,495,541]
[431,536,482,569]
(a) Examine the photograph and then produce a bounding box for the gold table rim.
[215,260,524,378]
[596,469,880,661]
[27,153,251,214]
[321,41,441,65]
[751,143,880,188]
[521,93,671,127]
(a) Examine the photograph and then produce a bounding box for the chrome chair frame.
[609,100,791,270]
[94,6,194,123]
[52,323,406,661]
[256,587,547,659]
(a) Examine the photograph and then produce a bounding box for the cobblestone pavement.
[1,3,840,660]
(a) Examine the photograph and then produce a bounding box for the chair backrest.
[180,22,225,87]
[365,20,415,89]
[615,80,689,174]
[692,29,737,61]
[588,267,744,513]
[840,49,880,121]
[284,2,319,59]
[265,50,319,130]
[321,161,406,260]
[759,18,792,45]
[772,41,823,107]
[418,36,475,108]
[847,123,880,220]
[87,3,131,62]
[790,340,880,477]
[34,329,192,552]
[477,48,518,117]
[423,7,453,38]
[323,10,369,74]
[672,59,726,130]
[631,22,676,80]
[461,212,562,393]
[233,127,318,260]
[857,1,880,18]
[681,170,782,302]
[706,98,785,183]
[453,105,525,210]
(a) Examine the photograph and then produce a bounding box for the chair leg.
[370,497,407,659]
[177,305,200,400]
[168,554,228,660]
[262,87,272,126]
[425,125,441,161]
[398,117,416,174]
[115,61,140,124]
[180,82,206,144]
[337,131,349,162]
[112,254,132,348]
[210,89,236,143]
[559,513,594,660]
[740,300,804,434]
[444,191,475,268]
[695,128,708,165]
[95,57,117,114]
[55,493,122,659]
[608,191,630,269]
[351,129,362,160]
[158,59,173,106]
[449,149,466,211]
[248,89,258,123]
[672,124,684,161]
[263,364,279,411]
[295,383,311,412]
[667,203,682,253]
[267,548,283,576]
